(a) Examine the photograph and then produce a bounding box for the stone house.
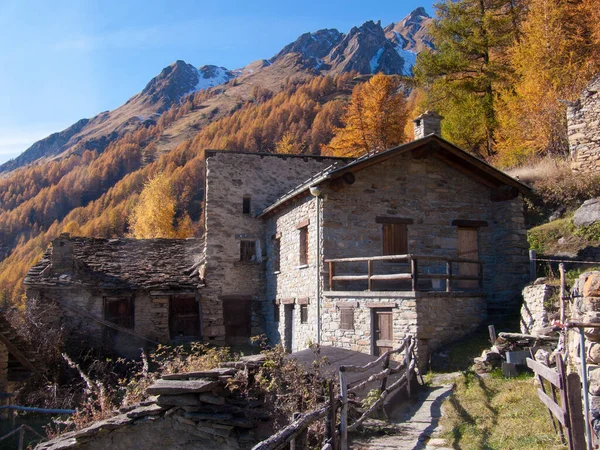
[569,74,600,173]
[25,236,204,354]
[202,112,531,363]
[26,112,531,364]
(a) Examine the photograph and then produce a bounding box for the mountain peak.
[270,28,343,63]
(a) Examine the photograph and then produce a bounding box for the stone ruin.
[36,355,271,450]
[569,74,600,173]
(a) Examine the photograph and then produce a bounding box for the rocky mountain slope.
[1,8,432,174]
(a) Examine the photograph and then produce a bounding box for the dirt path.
[349,375,457,450]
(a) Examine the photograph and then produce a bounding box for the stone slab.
[147,379,220,395]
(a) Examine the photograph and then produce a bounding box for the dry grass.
[441,371,567,450]
[504,156,570,185]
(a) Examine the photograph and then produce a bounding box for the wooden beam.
[451,219,488,228]
[376,217,414,224]
[0,334,37,374]
[526,358,561,387]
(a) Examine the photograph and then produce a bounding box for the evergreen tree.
[414,0,524,156]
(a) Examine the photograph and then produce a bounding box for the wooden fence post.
[340,368,348,450]
[405,337,412,398]
[17,426,24,450]
[411,258,419,292]
[327,382,337,450]
[530,249,537,282]
[559,263,566,324]
[567,371,587,450]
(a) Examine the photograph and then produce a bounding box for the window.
[300,304,308,324]
[340,308,354,330]
[242,196,251,215]
[299,226,309,265]
[382,223,408,256]
[240,240,257,262]
[104,297,134,329]
[273,237,281,272]
[273,302,280,322]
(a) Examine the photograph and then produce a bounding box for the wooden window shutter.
[382,223,407,255]
[300,304,308,323]
[299,226,309,265]
[340,308,354,330]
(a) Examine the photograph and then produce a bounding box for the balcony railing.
[325,254,483,292]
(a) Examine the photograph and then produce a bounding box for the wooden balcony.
[325,254,484,292]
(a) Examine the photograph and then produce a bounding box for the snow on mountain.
[194,65,236,91]
[370,48,385,73]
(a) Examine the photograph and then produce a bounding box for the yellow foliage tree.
[128,173,193,239]
[275,131,304,154]
[494,0,600,166]
[324,74,409,157]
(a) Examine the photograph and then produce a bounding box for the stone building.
[25,236,204,354]
[202,112,531,363]
[26,112,531,364]
[569,74,600,172]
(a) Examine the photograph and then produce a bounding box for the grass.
[441,370,567,450]
[423,328,567,450]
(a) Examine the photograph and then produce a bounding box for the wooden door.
[223,298,251,345]
[458,227,479,289]
[373,308,393,356]
[170,296,200,340]
[284,304,294,353]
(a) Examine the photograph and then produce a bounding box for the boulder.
[589,343,600,364]
[584,311,600,342]
[584,273,600,298]
[590,365,600,395]
[574,198,600,227]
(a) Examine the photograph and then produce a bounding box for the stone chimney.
[51,233,74,273]
[413,111,443,139]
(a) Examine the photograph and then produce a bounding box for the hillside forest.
[0,0,599,308]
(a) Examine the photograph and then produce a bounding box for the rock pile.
[521,280,558,335]
[36,356,272,450]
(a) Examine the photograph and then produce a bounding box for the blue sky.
[0,0,434,164]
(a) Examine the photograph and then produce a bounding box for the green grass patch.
[441,371,566,450]
[527,217,575,254]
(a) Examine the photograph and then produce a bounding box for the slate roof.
[24,236,204,290]
[259,134,533,217]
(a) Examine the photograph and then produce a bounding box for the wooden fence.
[526,354,586,450]
[326,254,483,292]
[252,335,419,450]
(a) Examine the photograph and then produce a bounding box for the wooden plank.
[369,274,412,281]
[332,275,370,281]
[527,358,561,387]
[556,355,571,448]
[0,333,37,374]
[566,372,587,450]
[537,388,568,427]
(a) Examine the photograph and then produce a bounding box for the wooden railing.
[252,335,420,450]
[325,254,483,292]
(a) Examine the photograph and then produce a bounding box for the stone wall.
[321,291,485,368]
[568,271,600,437]
[204,152,342,344]
[320,151,528,309]
[27,288,175,355]
[569,75,600,173]
[520,282,557,334]
[36,364,271,450]
[265,196,319,350]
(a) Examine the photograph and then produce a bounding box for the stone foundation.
[322,291,486,369]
